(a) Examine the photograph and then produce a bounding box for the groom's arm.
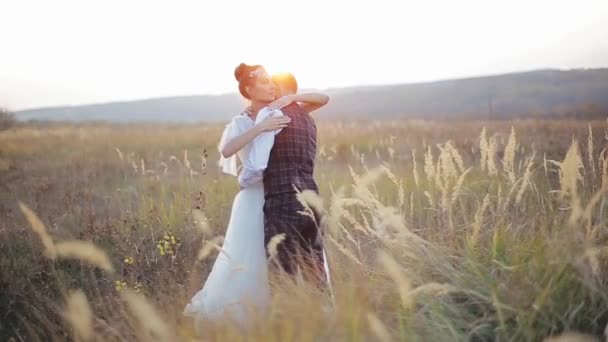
[268,93,329,114]
[293,93,330,114]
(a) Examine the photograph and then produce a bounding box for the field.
[1,118,608,341]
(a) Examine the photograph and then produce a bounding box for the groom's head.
[272,73,298,96]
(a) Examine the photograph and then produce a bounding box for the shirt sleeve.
[248,108,284,172]
[217,117,244,176]
[237,166,264,188]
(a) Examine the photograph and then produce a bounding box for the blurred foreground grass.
[1,118,608,341]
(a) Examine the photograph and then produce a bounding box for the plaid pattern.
[263,103,319,196]
[263,193,324,278]
[263,103,325,279]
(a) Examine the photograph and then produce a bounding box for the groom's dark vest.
[263,103,319,197]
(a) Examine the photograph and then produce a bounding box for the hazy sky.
[1,0,607,110]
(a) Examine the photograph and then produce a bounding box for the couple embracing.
[184,63,331,325]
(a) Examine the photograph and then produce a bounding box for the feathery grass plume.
[140,158,146,176]
[131,160,138,173]
[398,179,405,211]
[297,189,325,224]
[267,233,286,261]
[437,143,458,182]
[424,191,434,208]
[503,126,517,183]
[559,140,584,209]
[408,282,457,298]
[451,168,472,206]
[366,312,392,342]
[424,145,435,182]
[388,146,395,160]
[516,152,536,205]
[373,205,407,234]
[18,201,56,259]
[381,164,399,186]
[328,235,363,266]
[588,123,596,175]
[115,147,124,161]
[63,290,93,341]
[583,187,608,239]
[353,167,385,206]
[328,187,345,237]
[197,236,226,261]
[348,164,361,184]
[445,141,465,174]
[183,149,191,170]
[487,135,498,176]
[581,246,608,277]
[377,250,413,310]
[542,332,599,342]
[191,208,211,234]
[410,192,414,218]
[544,152,549,177]
[122,289,171,342]
[342,210,369,235]
[55,241,114,273]
[160,161,169,175]
[412,148,420,187]
[600,148,608,190]
[480,127,488,171]
[470,194,491,246]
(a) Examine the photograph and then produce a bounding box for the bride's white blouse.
[218,108,284,187]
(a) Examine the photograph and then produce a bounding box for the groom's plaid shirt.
[263,103,324,277]
[263,103,319,196]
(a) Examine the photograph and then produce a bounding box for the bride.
[183,63,329,326]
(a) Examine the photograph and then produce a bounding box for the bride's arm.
[268,93,330,114]
[220,115,291,158]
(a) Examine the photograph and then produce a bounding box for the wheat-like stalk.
[122,289,171,342]
[377,250,413,310]
[267,233,286,261]
[470,194,491,246]
[18,201,57,259]
[515,152,536,205]
[559,140,584,212]
[445,141,465,174]
[328,235,363,266]
[480,127,488,172]
[367,312,392,342]
[451,168,472,206]
[503,126,517,183]
[55,241,114,273]
[197,236,226,261]
[487,135,498,176]
[115,147,124,161]
[424,145,435,183]
[63,289,93,341]
[588,123,596,175]
[542,331,599,342]
[412,148,420,188]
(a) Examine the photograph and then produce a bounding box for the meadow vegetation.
[1,118,608,341]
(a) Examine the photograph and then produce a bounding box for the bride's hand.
[267,95,296,111]
[258,115,291,132]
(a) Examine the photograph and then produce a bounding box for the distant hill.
[16,69,608,122]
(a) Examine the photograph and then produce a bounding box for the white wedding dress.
[183,112,278,325]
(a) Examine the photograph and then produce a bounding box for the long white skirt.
[184,182,270,325]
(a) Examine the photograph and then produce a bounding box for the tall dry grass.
[1,119,608,341]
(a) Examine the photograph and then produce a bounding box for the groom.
[263,77,327,285]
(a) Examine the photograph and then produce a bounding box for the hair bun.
[234,63,250,82]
